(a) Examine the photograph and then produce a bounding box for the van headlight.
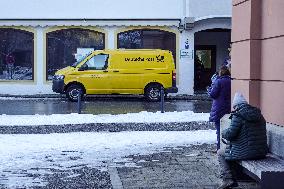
[53,75,65,80]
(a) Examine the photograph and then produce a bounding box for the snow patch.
[0,111,210,126]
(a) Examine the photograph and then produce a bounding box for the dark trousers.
[214,120,220,150]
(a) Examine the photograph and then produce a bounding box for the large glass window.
[0,28,34,80]
[118,29,176,63]
[47,28,105,80]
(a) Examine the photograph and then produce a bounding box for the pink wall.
[232,0,284,126]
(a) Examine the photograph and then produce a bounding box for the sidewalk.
[115,144,260,189]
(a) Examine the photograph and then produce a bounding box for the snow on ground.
[0,111,209,126]
[0,130,215,187]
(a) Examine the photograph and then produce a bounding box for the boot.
[217,179,238,189]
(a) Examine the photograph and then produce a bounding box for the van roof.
[94,49,171,54]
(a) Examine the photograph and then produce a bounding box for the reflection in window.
[84,54,108,70]
[0,28,34,80]
[118,29,176,64]
[47,28,105,80]
[118,30,142,48]
[196,50,212,69]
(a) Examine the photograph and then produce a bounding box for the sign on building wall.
[180,39,193,59]
[180,49,193,59]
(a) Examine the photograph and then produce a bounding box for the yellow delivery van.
[52,49,178,101]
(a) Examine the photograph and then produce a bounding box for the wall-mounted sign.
[180,49,193,59]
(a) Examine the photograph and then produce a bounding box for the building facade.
[231,0,284,126]
[0,0,231,95]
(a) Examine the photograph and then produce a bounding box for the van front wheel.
[66,84,84,102]
[145,84,162,102]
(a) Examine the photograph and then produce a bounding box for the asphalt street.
[0,97,212,115]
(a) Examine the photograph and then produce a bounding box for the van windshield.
[71,52,92,67]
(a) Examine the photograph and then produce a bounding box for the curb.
[0,94,211,101]
[0,121,214,134]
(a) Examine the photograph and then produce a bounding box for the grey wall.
[188,0,232,20]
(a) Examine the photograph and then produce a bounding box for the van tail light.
[172,71,176,80]
[172,71,176,87]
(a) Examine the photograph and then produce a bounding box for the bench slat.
[238,155,284,179]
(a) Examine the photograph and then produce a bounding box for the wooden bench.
[221,116,284,189]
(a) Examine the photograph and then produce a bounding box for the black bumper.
[165,87,178,93]
[52,79,65,94]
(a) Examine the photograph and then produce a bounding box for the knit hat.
[232,92,248,108]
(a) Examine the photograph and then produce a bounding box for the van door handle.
[113,70,119,72]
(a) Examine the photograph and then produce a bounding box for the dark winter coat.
[208,75,231,122]
[222,103,268,160]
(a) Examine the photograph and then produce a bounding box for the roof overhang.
[0,19,181,27]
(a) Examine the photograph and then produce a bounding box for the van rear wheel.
[66,84,84,102]
[145,84,162,102]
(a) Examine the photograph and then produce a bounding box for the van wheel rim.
[69,89,80,99]
[149,88,160,99]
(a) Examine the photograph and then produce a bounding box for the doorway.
[194,45,216,91]
[194,28,231,92]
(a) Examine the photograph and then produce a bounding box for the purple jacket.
[208,75,231,122]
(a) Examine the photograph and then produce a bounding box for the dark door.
[194,45,216,91]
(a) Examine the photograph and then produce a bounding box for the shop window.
[46,28,105,80]
[0,28,34,80]
[118,29,176,64]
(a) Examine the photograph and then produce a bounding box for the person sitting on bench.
[217,92,268,189]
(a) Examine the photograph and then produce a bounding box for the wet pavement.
[0,97,211,115]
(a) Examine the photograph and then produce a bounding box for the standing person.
[217,92,268,189]
[207,66,231,150]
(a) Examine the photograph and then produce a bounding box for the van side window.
[84,54,108,70]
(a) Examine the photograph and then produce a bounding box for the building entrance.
[194,29,231,92]
[194,45,216,91]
